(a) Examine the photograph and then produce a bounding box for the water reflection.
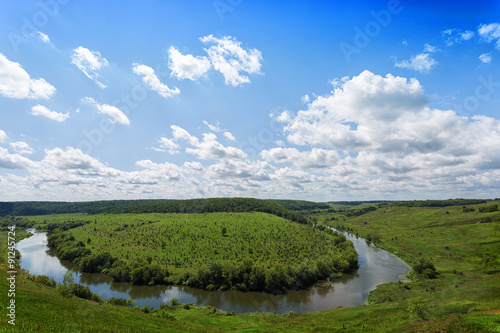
[17,230,410,313]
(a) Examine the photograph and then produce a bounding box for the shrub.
[412,258,438,279]
[169,297,181,306]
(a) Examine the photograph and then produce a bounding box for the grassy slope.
[28,212,347,278]
[1,201,500,332]
[324,201,500,332]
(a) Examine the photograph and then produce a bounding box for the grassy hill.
[2,199,499,331]
[29,212,357,292]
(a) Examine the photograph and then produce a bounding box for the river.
[16,230,410,313]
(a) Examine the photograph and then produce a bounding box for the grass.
[1,201,499,331]
[28,212,352,279]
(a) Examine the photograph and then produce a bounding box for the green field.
[1,199,500,332]
[30,212,357,292]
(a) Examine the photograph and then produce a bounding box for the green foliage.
[479,204,498,213]
[169,297,181,306]
[269,200,330,211]
[380,199,487,208]
[39,212,357,292]
[412,259,438,279]
[108,297,133,306]
[80,252,116,273]
[407,298,429,320]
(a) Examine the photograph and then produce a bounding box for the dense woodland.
[0,198,308,224]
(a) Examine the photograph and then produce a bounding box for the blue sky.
[1,0,500,201]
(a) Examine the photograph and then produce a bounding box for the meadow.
[31,212,358,292]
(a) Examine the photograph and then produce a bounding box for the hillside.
[30,212,357,293]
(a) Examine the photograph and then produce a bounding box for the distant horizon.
[1,197,496,204]
[1,1,500,201]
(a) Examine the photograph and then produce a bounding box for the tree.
[221,226,227,236]
[412,258,437,279]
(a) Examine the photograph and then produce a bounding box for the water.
[16,230,410,313]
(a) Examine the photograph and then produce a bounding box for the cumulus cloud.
[168,46,211,80]
[171,125,199,146]
[223,132,236,141]
[0,53,56,99]
[200,35,263,86]
[0,130,7,143]
[186,132,247,160]
[479,53,493,64]
[261,147,340,169]
[0,147,37,169]
[273,70,500,197]
[155,137,179,154]
[395,52,437,73]
[10,141,34,155]
[30,104,69,122]
[184,161,203,172]
[71,46,109,88]
[83,97,130,125]
[478,23,500,48]
[205,160,272,181]
[132,63,180,98]
[168,125,246,160]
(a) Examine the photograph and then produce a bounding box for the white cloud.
[156,137,179,154]
[478,23,500,48]
[0,53,56,99]
[171,125,199,146]
[461,30,475,40]
[205,160,272,181]
[395,53,437,73]
[261,147,340,169]
[186,132,247,160]
[200,35,263,86]
[10,141,33,155]
[168,46,211,80]
[203,120,223,132]
[223,132,235,141]
[272,70,500,198]
[0,130,7,143]
[479,53,493,64]
[30,104,69,122]
[71,46,109,88]
[169,125,246,160]
[83,97,130,125]
[0,147,37,169]
[132,63,180,98]
[301,94,310,103]
[35,31,50,43]
[443,28,475,46]
[184,161,203,172]
[423,43,438,53]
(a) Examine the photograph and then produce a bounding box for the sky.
[1,0,500,202]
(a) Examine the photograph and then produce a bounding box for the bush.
[412,258,438,279]
[107,297,128,306]
[169,297,181,306]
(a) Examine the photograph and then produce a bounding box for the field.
[1,199,499,331]
[29,212,357,292]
